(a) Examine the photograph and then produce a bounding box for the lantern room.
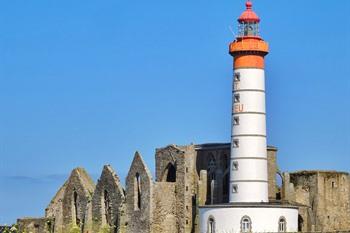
[238,1,260,37]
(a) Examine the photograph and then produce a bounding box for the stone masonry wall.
[125,152,153,233]
[153,182,177,233]
[267,147,278,200]
[19,143,350,233]
[155,144,198,233]
[315,172,350,231]
[288,171,350,232]
[45,181,68,233]
[91,165,126,233]
[17,218,54,233]
[45,168,95,233]
[62,168,95,233]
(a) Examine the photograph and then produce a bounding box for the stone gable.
[90,165,126,233]
[125,152,153,233]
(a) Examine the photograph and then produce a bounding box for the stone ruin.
[17,143,350,233]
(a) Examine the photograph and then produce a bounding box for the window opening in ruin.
[164,163,176,182]
[104,190,112,226]
[276,172,283,200]
[208,216,216,233]
[223,154,229,169]
[298,215,304,232]
[114,216,119,233]
[73,191,80,226]
[241,216,252,233]
[207,155,217,204]
[134,173,142,211]
[278,217,287,232]
[332,181,336,188]
[223,172,229,196]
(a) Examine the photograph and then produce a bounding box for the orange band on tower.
[234,55,264,69]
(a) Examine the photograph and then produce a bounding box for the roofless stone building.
[17,144,350,233]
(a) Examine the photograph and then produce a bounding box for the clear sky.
[0,0,349,225]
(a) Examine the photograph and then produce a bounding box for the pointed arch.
[161,163,177,182]
[207,215,216,233]
[134,173,142,210]
[241,216,252,233]
[278,217,287,232]
[73,190,80,226]
[103,189,112,226]
[298,215,304,232]
[207,154,217,204]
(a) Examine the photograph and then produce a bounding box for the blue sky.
[0,0,349,224]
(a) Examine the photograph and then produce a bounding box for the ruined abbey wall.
[17,143,350,233]
[90,165,125,233]
[284,171,350,232]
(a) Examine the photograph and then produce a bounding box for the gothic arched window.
[73,191,80,226]
[241,216,252,233]
[162,163,176,182]
[104,190,112,226]
[278,217,287,232]
[207,155,217,204]
[207,216,216,233]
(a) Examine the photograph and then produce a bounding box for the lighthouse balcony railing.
[229,38,269,55]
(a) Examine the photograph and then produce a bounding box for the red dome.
[238,1,260,23]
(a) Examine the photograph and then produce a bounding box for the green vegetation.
[69,224,80,233]
[98,225,112,233]
[1,224,18,233]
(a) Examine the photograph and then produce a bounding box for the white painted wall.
[230,68,268,203]
[200,206,299,233]
[230,182,268,203]
[230,136,266,157]
[233,92,266,113]
[233,69,265,91]
[231,159,268,180]
[233,114,266,135]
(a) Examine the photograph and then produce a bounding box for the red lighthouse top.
[238,1,260,23]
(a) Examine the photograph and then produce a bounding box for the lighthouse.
[229,0,269,203]
[199,2,299,232]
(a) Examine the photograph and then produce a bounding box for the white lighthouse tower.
[199,2,299,232]
[229,0,269,204]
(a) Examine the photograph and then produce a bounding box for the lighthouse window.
[234,116,240,125]
[232,161,239,170]
[234,94,240,103]
[241,216,252,233]
[233,139,240,148]
[232,185,238,193]
[278,217,287,232]
[234,73,241,82]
